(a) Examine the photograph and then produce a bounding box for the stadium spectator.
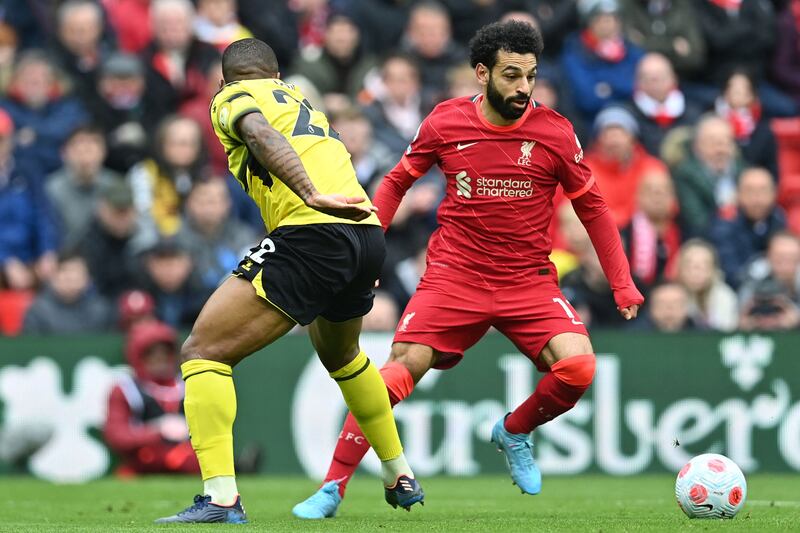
[445,63,482,99]
[176,178,257,302]
[739,275,800,331]
[80,181,149,299]
[194,0,253,53]
[236,0,300,68]
[289,0,330,55]
[620,167,681,289]
[715,69,779,178]
[142,0,220,120]
[692,0,796,117]
[362,53,424,156]
[710,167,786,288]
[584,105,668,227]
[117,289,158,331]
[772,0,800,106]
[693,0,774,85]
[22,252,111,334]
[338,0,409,55]
[672,114,743,238]
[401,2,467,109]
[381,244,427,312]
[1,0,44,50]
[620,0,705,78]
[511,0,579,58]
[0,50,89,176]
[52,0,114,102]
[675,239,738,332]
[551,202,592,280]
[86,53,151,173]
[632,281,695,332]
[137,236,204,329]
[443,0,508,46]
[178,59,229,176]
[290,13,376,100]
[0,109,57,291]
[561,247,629,328]
[629,53,701,157]
[102,0,152,53]
[331,108,394,190]
[104,320,200,476]
[0,22,18,94]
[738,231,800,330]
[560,0,644,122]
[46,126,119,250]
[128,115,206,236]
[361,290,400,332]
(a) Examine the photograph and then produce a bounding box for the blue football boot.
[491,417,542,495]
[292,480,342,519]
[154,494,248,524]
[384,475,425,511]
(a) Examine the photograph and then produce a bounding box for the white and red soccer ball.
[675,453,747,519]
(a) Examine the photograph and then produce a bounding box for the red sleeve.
[552,118,595,199]
[103,385,163,453]
[402,116,439,177]
[571,183,645,310]
[372,161,420,230]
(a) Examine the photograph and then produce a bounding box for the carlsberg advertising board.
[0,331,797,482]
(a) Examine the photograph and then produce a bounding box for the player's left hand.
[306,193,378,221]
[619,304,640,321]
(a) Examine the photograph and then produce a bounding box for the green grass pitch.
[1,474,798,532]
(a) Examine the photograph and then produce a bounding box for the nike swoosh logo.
[456,142,478,150]
[698,504,714,511]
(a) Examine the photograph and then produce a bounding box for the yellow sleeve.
[214,90,261,143]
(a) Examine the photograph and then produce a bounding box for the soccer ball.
[675,453,747,519]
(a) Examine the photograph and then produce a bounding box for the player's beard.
[486,74,530,120]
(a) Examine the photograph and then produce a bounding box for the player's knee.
[179,333,223,365]
[179,335,201,365]
[316,342,360,370]
[551,353,595,389]
[387,343,433,384]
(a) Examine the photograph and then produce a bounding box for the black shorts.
[233,223,385,325]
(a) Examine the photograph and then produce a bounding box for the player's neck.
[479,95,521,127]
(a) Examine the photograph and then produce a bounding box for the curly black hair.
[469,20,544,70]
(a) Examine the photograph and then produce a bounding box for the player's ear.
[475,63,489,87]
[276,71,281,80]
[219,78,224,89]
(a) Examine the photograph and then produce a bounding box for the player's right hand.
[614,286,644,320]
[306,193,378,221]
[620,304,640,321]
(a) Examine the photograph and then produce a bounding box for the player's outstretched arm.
[237,112,376,222]
[571,185,644,320]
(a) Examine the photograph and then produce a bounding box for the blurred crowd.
[0,0,799,337]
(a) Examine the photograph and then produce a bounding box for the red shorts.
[393,266,589,371]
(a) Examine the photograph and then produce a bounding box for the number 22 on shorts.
[248,237,276,264]
[552,297,584,325]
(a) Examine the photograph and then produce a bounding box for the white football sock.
[204,475,238,506]
[381,453,414,487]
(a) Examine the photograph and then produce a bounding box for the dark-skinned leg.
[180,276,295,506]
[304,342,440,503]
[309,319,428,494]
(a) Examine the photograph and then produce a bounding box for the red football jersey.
[398,95,594,284]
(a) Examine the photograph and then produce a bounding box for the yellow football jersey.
[210,78,379,232]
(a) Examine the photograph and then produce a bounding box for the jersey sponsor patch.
[218,102,232,132]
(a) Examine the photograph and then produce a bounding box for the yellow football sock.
[330,351,403,461]
[182,359,237,481]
